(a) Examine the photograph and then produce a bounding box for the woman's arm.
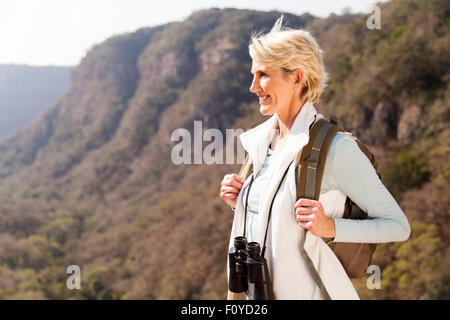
[324,132,411,243]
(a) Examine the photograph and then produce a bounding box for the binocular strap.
[243,174,255,239]
[261,161,292,258]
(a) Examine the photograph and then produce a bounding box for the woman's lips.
[258,95,270,103]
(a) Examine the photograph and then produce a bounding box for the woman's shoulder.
[322,131,369,181]
[327,131,363,163]
[323,130,378,190]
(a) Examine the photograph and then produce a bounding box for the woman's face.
[249,60,299,117]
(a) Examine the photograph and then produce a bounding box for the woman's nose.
[249,78,259,93]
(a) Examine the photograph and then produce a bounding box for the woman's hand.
[294,198,335,238]
[220,174,245,209]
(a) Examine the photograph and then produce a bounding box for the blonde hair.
[249,16,329,104]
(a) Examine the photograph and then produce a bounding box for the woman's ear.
[293,69,303,86]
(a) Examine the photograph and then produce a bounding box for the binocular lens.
[246,242,261,257]
[234,236,247,250]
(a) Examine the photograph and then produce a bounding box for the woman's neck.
[276,98,307,139]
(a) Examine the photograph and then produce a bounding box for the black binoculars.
[228,236,274,300]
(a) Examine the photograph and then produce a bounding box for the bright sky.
[0,0,388,66]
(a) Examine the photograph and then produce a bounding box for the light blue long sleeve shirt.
[242,131,411,244]
[324,132,410,243]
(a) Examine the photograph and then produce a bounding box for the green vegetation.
[385,151,431,197]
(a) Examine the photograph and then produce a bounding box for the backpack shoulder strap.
[296,118,344,200]
[295,117,343,300]
[238,152,253,180]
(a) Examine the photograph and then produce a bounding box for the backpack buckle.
[307,157,318,169]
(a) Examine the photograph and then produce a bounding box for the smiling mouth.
[258,94,270,102]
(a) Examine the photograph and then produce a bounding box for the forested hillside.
[0,0,448,299]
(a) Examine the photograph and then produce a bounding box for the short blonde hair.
[249,16,329,104]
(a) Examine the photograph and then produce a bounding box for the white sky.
[0,0,388,66]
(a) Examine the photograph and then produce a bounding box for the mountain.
[0,65,72,139]
[0,0,448,299]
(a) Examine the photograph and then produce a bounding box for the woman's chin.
[259,104,273,115]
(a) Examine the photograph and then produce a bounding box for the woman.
[219,17,411,300]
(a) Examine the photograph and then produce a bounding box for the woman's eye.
[260,72,267,77]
